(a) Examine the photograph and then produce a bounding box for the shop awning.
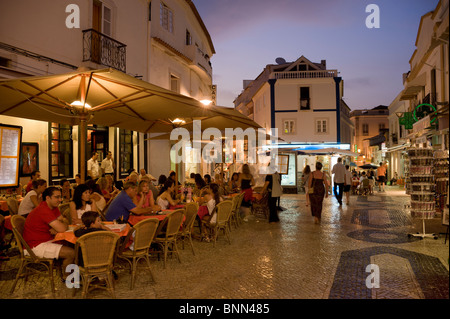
[298,148,359,157]
[384,143,410,153]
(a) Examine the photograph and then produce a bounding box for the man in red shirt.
[23,186,74,280]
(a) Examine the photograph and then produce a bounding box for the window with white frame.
[160,2,173,33]
[315,119,328,134]
[102,5,112,36]
[170,74,179,93]
[283,120,295,134]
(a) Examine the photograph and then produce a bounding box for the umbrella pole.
[80,115,87,183]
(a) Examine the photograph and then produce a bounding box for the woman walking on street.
[308,162,329,224]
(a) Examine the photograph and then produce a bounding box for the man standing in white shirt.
[101,151,115,177]
[331,157,346,206]
[87,152,100,180]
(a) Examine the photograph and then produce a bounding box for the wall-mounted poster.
[0,124,22,188]
[20,142,39,177]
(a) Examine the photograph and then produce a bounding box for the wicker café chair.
[73,231,120,298]
[153,209,184,269]
[9,215,56,296]
[6,198,19,215]
[202,200,233,247]
[232,193,245,227]
[212,200,233,246]
[229,194,241,230]
[252,191,269,220]
[118,218,159,290]
[179,202,199,256]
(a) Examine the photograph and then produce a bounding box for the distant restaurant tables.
[227,191,263,201]
[128,205,186,226]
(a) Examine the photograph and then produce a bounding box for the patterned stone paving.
[0,186,448,301]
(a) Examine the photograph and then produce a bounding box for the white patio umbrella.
[0,68,246,181]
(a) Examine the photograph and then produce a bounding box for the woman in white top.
[18,179,47,217]
[156,180,180,211]
[70,184,97,225]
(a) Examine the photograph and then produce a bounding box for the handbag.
[308,177,314,194]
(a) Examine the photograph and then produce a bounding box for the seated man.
[105,181,156,222]
[23,186,75,281]
[359,172,370,195]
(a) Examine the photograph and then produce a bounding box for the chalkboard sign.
[0,124,23,188]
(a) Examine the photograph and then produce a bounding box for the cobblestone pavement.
[1,186,448,301]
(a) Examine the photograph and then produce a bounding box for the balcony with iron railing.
[82,29,127,73]
[270,69,338,80]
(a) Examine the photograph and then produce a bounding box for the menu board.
[0,124,22,187]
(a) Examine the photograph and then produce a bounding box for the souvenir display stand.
[433,149,449,214]
[406,147,438,240]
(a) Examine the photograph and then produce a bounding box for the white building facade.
[234,56,353,191]
[0,0,215,185]
[387,0,449,180]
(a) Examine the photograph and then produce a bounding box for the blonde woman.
[134,180,160,211]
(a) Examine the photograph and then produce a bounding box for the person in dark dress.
[308,162,329,224]
[262,173,281,224]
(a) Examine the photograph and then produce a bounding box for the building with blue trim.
[234,56,353,191]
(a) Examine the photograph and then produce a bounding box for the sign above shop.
[413,103,437,123]
[399,104,437,130]
[398,112,414,129]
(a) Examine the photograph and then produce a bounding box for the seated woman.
[98,176,119,202]
[156,179,180,210]
[227,172,240,193]
[133,180,160,212]
[18,179,47,217]
[86,179,107,212]
[60,178,73,204]
[70,184,97,225]
[193,173,206,197]
[198,183,222,241]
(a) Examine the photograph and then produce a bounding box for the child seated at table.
[73,211,119,279]
[74,211,109,238]
[198,184,222,242]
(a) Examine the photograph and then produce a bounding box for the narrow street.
[1,186,448,300]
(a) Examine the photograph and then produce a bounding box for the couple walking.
[331,157,351,206]
[307,157,351,224]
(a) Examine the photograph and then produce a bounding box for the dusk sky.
[193,0,439,110]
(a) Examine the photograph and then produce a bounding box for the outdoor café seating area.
[0,175,267,299]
